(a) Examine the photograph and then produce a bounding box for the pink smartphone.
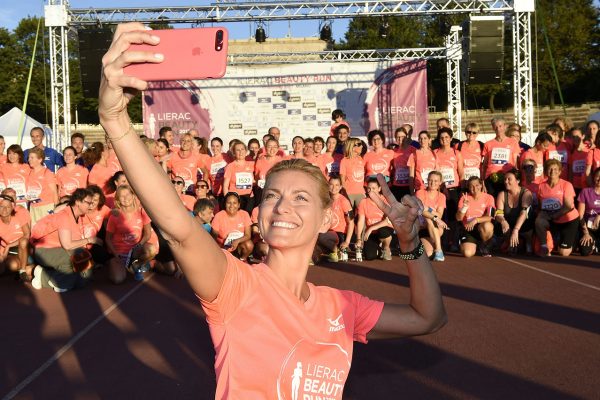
[125,27,228,81]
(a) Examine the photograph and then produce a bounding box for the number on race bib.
[572,160,586,174]
[441,168,455,186]
[394,167,410,185]
[464,167,480,180]
[491,147,510,165]
[541,197,561,212]
[235,172,253,189]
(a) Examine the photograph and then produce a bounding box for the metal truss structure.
[45,0,534,144]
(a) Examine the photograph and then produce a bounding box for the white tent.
[0,107,52,150]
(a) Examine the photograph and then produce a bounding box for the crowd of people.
[0,111,598,292]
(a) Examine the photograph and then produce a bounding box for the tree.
[534,0,599,107]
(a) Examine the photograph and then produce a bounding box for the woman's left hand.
[368,174,423,251]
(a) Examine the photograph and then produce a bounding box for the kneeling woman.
[106,185,157,282]
[355,178,394,260]
[415,171,447,261]
[578,167,600,256]
[30,189,100,292]
[211,192,254,262]
[456,177,495,257]
[0,194,33,277]
[535,159,579,257]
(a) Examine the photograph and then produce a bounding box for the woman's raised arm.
[98,23,225,301]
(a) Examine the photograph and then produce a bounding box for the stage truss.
[45,0,534,148]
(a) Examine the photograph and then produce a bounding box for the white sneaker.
[48,280,68,293]
[31,266,42,290]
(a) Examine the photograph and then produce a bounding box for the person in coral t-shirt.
[415,171,447,261]
[85,142,114,195]
[481,118,520,195]
[106,185,157,284]
[456,177,495,258]
[521,132,552,183]
[0,194,32,277]
[171,176,196,211]
[223,142,255,214]
[211,192,253,262]
[100,30,446,400]
[535,159,579,257]
[167,133,209,193]
[408,131,436,192]
[2,149,30,207]
[355,178,394,261]
[363,130,394,181]
[391,131,416,200]
[26,148,58,224]
[208,141,230,197]
[56,146,89,197]
[253,138,281,204]
[339,138,366,208]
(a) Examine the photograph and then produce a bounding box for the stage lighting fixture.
[255,26,266,43]
[320,23,332,42]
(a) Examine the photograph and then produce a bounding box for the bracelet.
[398,242,425,261]
[109,126,135,143]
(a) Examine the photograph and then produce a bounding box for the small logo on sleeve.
[327,314,345,332]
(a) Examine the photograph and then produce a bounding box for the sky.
[1,0,351,42]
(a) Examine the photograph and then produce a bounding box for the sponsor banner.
[143,60,428,148]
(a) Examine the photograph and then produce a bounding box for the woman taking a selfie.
[98,23,445,399]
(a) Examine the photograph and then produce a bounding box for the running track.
[1,253,599,399]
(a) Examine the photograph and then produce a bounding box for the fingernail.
[151,35,160,42]
[154,53,164,60]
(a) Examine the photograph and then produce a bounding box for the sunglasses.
[465,130,477,135]
[354,143,363,147]
[171,180,185,185]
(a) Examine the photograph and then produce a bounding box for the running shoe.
[433,250,445,262]
[31,266,42,290]
[48,280,68,293]
[134,269,144,281]
[479,245,492,257]
[328,252,339,263]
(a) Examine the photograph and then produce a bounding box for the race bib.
[491,147,510,165]
[235,172,253,189]
[541,197,561,212]
[8,180,26,199]
[26,187,42,201]
[257,179,265,189]
[464,167,480,180]
[572,159,586,174]
[420,169,433,186]
[441,167,455,186]
[394,167,410,185]
[224,230,244,247]
[210,161,226,177]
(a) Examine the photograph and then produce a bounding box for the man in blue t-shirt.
[24,127,64,172]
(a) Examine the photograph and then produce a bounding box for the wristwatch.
[398,242,425,261]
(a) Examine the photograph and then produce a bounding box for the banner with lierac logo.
[142,60,428,149]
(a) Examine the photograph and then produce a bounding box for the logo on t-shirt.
[327,314,345,333]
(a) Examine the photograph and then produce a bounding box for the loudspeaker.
[77,27,114,98]
[464,16,504,85]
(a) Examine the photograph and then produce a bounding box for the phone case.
[124,27,228,81]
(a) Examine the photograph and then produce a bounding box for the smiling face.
[337,128,349,142]
[156,141,168,157]
[325,137,337,153]
[225,194,240,215]
[28,152,43,168]
[116,188,135,208]
[0,198,14,219]
[468,179,483,195]
[233,143,247,161]
[328,178,342,196]
[63,148,76,164]
[259,170,330,250]
[76,196,94,216]
[30,129,44,147]
[418,133,430,148]
[180,135,193,152]
[439,132,452,148]
[427,173,442,191]
[211,140,222,155]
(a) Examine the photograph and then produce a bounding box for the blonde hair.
[343,137,362,158]
[114,185,138,211]
[264,159,332,208]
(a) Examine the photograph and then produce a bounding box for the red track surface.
[2,253,599,399]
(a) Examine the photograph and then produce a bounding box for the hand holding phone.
[124,27,228,81]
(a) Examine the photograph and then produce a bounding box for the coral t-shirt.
[391,146,416,187]
[56,165,89,197]
[211,210,251,247]
[339,157,365,195]
[434,148,460,188]
[457,193,495,227]
[363,149,394,178]
[521,149,546,182]
[545,141,571,180]
[26,167,57,206]
[84,205,111,238]
[587,148,600,171]
[179,193,196,212]
[482,137,520,177]
[31,207,91,249]
[357,197,387,228]
[456,141,482,180]
[167,151,206,190]
[416,189,446,212]
[224,161,255,196]
[330,195,353,233]
[15,206,31,227]
[200,251,383,400]
[88,164,114,194]
[0,215,26,248]
[254,156,281,189]
[537,179,579,223]
[107,151,122,174]
[570,150,589,189]
[408,149,436,190]
[106,208,152,254]
[1,163,30,201]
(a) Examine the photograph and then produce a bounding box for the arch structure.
[44,0,534,148]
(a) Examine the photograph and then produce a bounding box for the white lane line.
[2,274,155,400]
[498,257,600,292]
